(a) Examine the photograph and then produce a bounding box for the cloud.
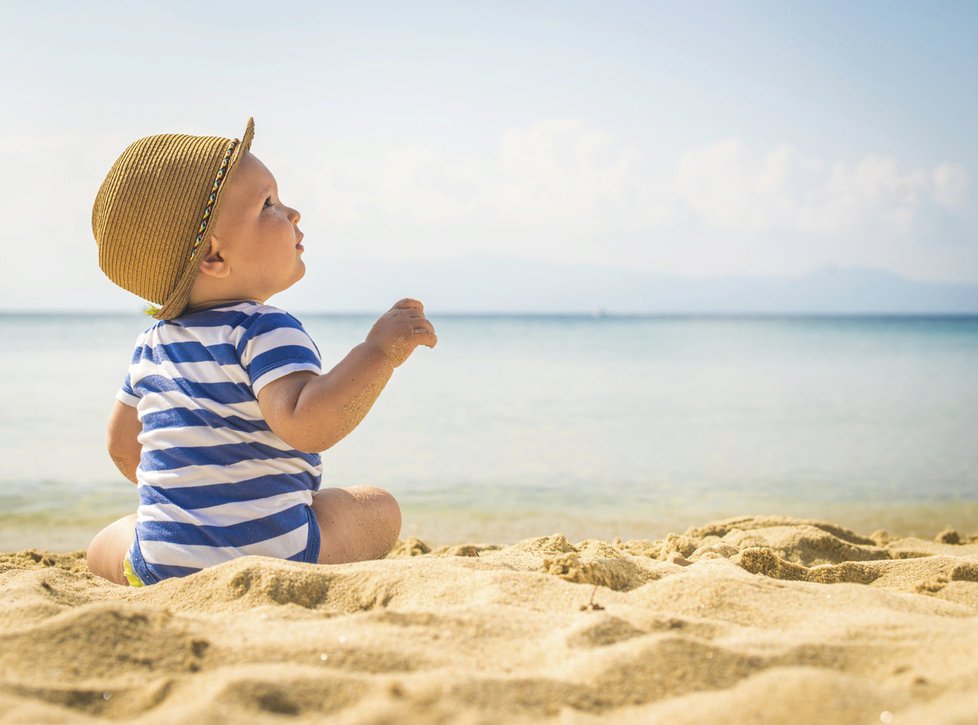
[931,163,969,209]
[307,119,652,232]
[674,139,825,233]
[673,139,970,237]
[489,119,639,225]
[5,119,970,311]
[372,146,478,223]
[304,144,479,226]
[301,121,971,247]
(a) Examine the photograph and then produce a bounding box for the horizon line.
[3,309,978,319]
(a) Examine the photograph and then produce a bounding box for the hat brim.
[153,117,256,320]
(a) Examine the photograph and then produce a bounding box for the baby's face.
[208,151,305,300]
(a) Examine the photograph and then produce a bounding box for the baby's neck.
[184,295,263,314]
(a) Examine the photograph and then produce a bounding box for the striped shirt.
[117,301,324,584]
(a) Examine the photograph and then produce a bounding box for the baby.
[87,117,436,586]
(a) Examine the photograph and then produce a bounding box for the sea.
[1,312,976,551]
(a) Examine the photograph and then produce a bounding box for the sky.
[1,0,977,312]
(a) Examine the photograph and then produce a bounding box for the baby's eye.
[263,197,273,209]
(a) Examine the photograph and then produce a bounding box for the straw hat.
[92,117,255,320]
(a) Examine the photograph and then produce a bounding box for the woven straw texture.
[92,117,254,319]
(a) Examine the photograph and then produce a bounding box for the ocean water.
[1,312,977,550]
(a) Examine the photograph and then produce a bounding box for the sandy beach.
[1,515,977,724]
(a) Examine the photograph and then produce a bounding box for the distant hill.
[303,257,978,314]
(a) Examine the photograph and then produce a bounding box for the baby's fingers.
[411,320,437,348]
[394,298,424,312]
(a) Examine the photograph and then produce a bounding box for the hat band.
[189,137,240,260]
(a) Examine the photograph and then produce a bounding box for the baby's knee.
[314,485,402,563]
[86,528,122,584]
[86,514,137,586]
[377,488,402,530]
[358,486,402,551]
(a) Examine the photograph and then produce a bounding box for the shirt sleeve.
[237,309,323,396]
[116,372,140,408]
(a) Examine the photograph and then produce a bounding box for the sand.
[1,515,977,724]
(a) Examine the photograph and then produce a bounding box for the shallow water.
[1,312,977,549]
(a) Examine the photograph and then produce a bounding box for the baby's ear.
[198,237,230,279]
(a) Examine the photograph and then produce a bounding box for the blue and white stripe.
[117,301,324,584]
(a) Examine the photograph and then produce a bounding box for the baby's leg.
[86,514,137,585]
[311,486,401,564]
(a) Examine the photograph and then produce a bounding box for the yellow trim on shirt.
[123,557,145,587]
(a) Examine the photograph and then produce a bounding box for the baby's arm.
[107,400,141,484]
[258,298,437,453]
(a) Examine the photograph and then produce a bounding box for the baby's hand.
[366,298,438,367]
